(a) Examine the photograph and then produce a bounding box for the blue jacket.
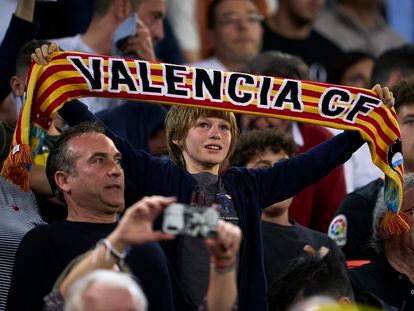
[60,101,365,311]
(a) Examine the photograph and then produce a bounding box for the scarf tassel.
[382,210,410,235]
[0,144,32,191]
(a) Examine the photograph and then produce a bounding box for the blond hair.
[165,106,239,169]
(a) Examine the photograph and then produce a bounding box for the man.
[330,79,414,261]
[348,173,414,310]
[231,128,344,288]
[7,123,176,311]
[55,0,166,114]
[192,0,263,72]
[55,0,164,60]
[315,0,405,57]
[55,0,170,153]
[262,0,343,82]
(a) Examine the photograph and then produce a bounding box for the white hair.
[64,270,147,311]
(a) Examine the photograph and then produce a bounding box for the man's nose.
[151,21,164,43]
[108,161,122,176]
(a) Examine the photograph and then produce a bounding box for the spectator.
[268,251,354,311]
[231,128,344,288]
[348,173,414,310]
[242,51,347,232]
[0,0,38,121]
[329,79,414,261]
[7,123,176,311]
[7,40,67,221]
[35,43,395,311]
[44,214,241,311]
[53,0,165,114]
[327,51,382,193]
[0,119,44,310]
[329,51,375,89]
[371,44,414,88]
[64,270,148,311]
[315,0,405,57]
[192,0,263,72]
[262,0,344,82]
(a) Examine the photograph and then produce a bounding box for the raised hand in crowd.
[120,15,156,61]
[59,196,176,297]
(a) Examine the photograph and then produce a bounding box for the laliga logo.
[328,215,347,247]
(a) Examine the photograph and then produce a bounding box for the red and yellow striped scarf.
[1,51,407,233]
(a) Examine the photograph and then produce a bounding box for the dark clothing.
[7,220,174,311]
[349,255,414,310]
[290,123,346,232]
[262,220,343,288]
[334,178,383,260]
[59,100,365,311]
[155,18,184,65]
[97,102,167,152]
[180,172,239,306]
[0,14,39,102]
[34,0,93,40]
[262,24,344,82]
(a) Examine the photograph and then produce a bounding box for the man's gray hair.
[372,173,414,253]
[64,270,148,311]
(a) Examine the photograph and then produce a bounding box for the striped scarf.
[1,51,407,234]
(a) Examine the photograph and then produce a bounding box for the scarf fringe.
[382,210,410,235]
[0,144,32,191]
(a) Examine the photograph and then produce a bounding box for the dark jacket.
[59,101,365,311]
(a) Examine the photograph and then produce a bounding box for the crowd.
[0,0,413,310]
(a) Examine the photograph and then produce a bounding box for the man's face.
[246,149,294,213]
[63,132,125,215]
[136,0,166,43]
[210,0,263,64]
[397,105,414,172]
[284,0,324,26]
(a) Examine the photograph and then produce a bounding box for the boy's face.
[181,117,232,174]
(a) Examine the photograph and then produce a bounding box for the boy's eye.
[220,125,230,131]
[198,122,210,128]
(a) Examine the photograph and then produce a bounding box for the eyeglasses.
[216,13,264,27]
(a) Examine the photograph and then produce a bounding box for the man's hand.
[205,220,242,267]
[372,84,395,109]
[109,196,176,249]
[121,18,156,61]
[31,42,59,66]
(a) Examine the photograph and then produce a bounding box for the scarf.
[1,51,407,234]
